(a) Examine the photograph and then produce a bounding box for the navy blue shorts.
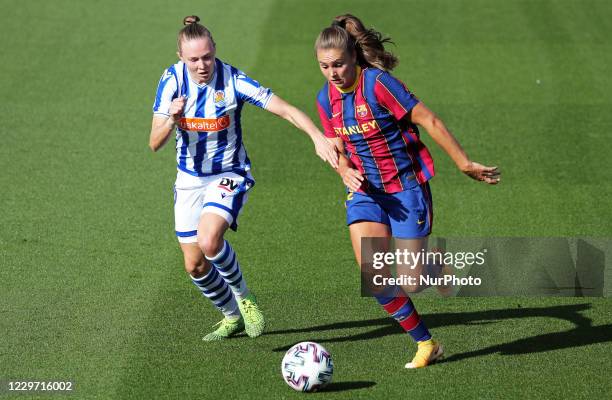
[345,183,433,239]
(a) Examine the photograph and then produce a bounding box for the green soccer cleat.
[238,293,266,338]
[202,316,244,341]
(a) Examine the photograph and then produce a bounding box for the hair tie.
[183,15,200,26]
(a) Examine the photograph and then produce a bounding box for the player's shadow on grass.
[440,322,612,364]
[270,303,612,361]
[319,381,376,392]
[271,317,398,351]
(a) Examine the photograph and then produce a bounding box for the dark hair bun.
[183,15,200,26]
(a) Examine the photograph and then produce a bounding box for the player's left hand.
[312,134,339,168]
[462,161,501,184]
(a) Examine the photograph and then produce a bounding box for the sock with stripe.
[191,267,240,319]
[206,240,250,301]
[374,286,432,342]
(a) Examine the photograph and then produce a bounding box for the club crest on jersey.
[214,90,226,106]
[356,104,368,118]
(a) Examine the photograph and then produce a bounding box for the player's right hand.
[169,95,187,121]
[341,168,364,192]
[462,161,501,184]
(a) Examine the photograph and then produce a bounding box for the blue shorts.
[345,183,433,239]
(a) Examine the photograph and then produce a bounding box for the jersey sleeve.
[234,71,274,109]
[152,67,179,117]
[316,101,335,138]
[316,86,336,138]
[373,71,419,121]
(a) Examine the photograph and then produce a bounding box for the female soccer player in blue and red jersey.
[315,14,500,368]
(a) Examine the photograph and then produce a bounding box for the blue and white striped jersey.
[153,59,274,177]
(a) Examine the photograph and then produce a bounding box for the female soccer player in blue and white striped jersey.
[150,15,338,341]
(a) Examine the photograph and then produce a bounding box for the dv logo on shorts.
[218,178,239,197]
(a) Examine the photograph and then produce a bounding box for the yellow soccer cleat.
[405,339,444,369]
[202,316,244,341]
[238,293,266,338]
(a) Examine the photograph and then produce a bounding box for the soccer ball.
[281,341,334,392]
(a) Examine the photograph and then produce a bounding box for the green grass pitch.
[1,0,611,398]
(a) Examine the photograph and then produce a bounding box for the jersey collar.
[335,66,362,94]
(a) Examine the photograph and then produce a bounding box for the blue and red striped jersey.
[317,67,435,194]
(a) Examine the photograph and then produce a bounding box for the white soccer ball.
[281,341,334,392]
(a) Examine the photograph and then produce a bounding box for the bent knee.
[197,233,224,257]
[184,259,211,278]
[181,250,207,277]
[183,258,200,276]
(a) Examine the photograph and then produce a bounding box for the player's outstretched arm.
[149,96,186,152]
[409,102,501,184]
[265,95,339,168]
